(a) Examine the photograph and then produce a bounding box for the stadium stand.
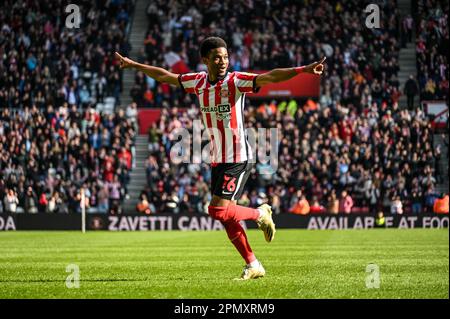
[0,0,448,215]
[131,0,403,110]
[0,106,136,214]
[415,0,449,101]
[0,0,133,112]
[0,0,136,213]
[141,96,441,215]
[126,0,447,215]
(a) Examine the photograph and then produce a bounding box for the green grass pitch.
[0,229,448,299]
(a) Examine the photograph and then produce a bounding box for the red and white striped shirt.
[178,71,259,164]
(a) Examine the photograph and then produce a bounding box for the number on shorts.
[222,175,237,192]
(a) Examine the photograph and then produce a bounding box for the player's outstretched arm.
[255,57,326,87]
[115,52,180,87]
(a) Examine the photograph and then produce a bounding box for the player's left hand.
[115,52,134,69]
[305,57,326,75]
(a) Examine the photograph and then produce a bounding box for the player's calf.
[208,203,260,223]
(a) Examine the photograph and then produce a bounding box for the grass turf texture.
[0,229,448,299]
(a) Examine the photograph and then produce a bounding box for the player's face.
[204,47,229,78]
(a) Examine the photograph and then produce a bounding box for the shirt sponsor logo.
[217,113,231,120]
[201,104,231,114]
[201,104,231,121]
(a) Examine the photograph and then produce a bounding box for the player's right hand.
[115,52,133,69]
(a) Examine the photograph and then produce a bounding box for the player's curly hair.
[200,36,227,58]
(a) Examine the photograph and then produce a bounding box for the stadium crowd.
[1,0,448,215]
[0,105,137,214]
[0,0,137,214]
[415,0,449,101]
[135,0,448,215]
[133,0,448,214]
[0,0,133,109]
[132,0,403,112]
[139,97,446,215]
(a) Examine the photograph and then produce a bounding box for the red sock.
[208,204,260,223]
[227,203,259,222]
[222,220,256,264]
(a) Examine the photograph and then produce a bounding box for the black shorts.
[211,161,254,201]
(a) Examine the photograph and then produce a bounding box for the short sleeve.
[234,72,260,93]
[178,72,202,94]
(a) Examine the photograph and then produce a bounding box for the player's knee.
[208,205,228,221]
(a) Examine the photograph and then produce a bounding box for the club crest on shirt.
[220,89,230,97]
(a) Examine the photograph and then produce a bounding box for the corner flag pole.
[81,188,86,233]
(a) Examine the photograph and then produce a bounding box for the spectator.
[310,197,325,214]
[163,193,180,214]
[24,186,38,214]
[97,184,110,214]
[289,195,310,215]
[339,190,354,214]
[433,193,449,213]
[47,191,64,214]
[126,103,139,133]
[366,183,381,214]
[137,193,152,215]
[375,211,386,227]
[3,189,19,213]
[434,145,443,184]
[270,195,281,215]
[327,191,340,214]
[411,190,423,214]
[108,175,122,214]
[179,194,193,214]
[38,193,49,213]
[403,14,414,44]
[404,75,418,110]
[424,187,439,213]
[390,196,404,214]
